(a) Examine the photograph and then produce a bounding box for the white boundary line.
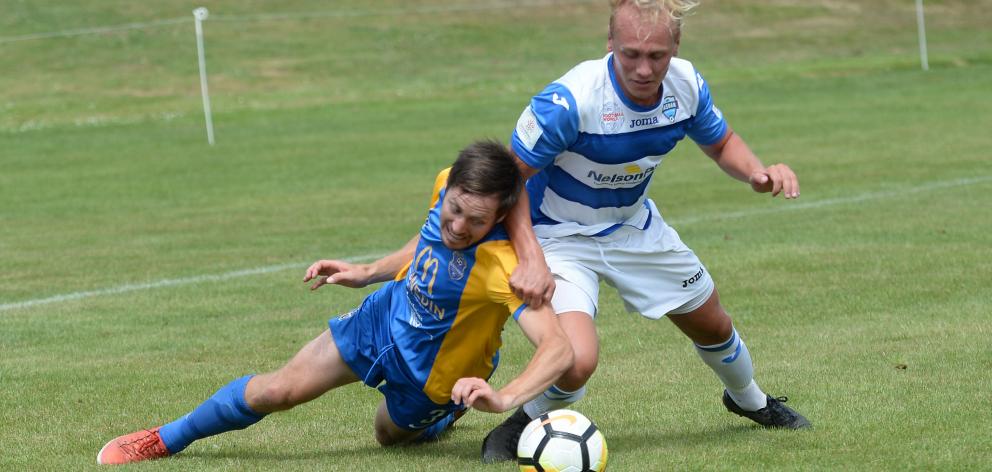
[1,175,989,313]
[0,254,384,313]
[670,175,992,226]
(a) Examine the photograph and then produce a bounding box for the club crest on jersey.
[600,101,625,133]
[448,251,467,281]
[662,95,679,122]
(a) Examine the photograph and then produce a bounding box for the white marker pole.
[193,7,215,145]
[915,0,929,71]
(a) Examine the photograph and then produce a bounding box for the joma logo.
[682,266,705,288]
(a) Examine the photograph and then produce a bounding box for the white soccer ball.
[517,409,608,472]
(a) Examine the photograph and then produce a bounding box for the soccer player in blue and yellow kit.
[97,140,573,465]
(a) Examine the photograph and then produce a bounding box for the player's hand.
[451,377,511,413]
[303,260,372,290]
[510,260,556,309]
[749,163,800,199]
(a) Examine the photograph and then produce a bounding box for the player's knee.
[373,427,392,446]
[247,380,300,413]
[673,302,735,345]
[373,425,405,446]
[558,354,597,391]
[711,313,734,342]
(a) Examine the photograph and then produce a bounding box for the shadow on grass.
[607,423,771,453]
[181,428,483,463]
[179,424,767,464]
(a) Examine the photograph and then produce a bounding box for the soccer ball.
[517,409,608,472]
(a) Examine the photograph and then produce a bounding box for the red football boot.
[97,427,171,465]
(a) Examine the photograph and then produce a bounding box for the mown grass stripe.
[3,174,987,313]
[0,0,599,44]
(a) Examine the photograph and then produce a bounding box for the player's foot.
[722,391,811,429]
[97,427,171,465]
[481,407,531,463]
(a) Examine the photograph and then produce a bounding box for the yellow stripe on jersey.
[430,168,451,209]
[395,167,452,282]
[422,239,525,404]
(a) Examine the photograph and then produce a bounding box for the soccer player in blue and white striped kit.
[483,0,810,462]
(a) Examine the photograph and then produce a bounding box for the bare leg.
[669,288,766,410]
[554,311,599,391]
[246,329,360,414]
[666,288,733,345]
[482,310,596,463]
[373,400,424,446]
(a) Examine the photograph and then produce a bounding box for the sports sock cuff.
[547,384,583,399]
[524,385,587,418]
[232,375,265,419]
[694,328,738,352]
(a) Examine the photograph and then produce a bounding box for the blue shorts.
[329,282,467,431]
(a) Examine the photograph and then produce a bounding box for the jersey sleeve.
[474,240,527,320]
[510,82,581,171]
[685,70,729,146]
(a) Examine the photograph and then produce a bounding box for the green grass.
[2,0,991,470]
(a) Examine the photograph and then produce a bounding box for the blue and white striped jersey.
[511,53,728,237]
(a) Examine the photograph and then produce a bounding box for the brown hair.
[447,140,523,218]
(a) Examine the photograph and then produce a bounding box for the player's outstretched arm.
[505,153,555,308]
[699,127,800,199]
[451,305,572,413]
[304,234,420,290]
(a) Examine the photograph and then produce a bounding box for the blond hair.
[609,0,699,32]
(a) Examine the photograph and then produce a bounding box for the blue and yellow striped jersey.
[388,168,526,405]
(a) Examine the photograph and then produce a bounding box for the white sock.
[522,385,587,419]
[695,328,767,411]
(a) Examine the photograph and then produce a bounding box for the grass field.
[2,0,991,470]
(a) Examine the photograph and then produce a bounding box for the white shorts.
[542,209,714,320]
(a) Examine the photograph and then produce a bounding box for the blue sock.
[415,410,458,443]
[158,375,266,454]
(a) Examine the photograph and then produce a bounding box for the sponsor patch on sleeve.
[515,106,544,151]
